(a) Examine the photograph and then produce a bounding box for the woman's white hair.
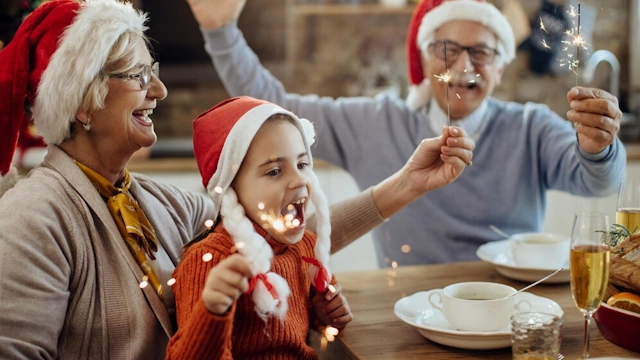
[32,0,147,145]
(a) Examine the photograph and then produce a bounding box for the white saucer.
[476,239,570,283]
[394,290,564,350]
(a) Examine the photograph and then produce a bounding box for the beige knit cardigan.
[0,146,383,360]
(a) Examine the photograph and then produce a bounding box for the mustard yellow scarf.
[76,161,163,298]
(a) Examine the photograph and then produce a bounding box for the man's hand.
[403,126,475,196]
[567,86,621,154]
[185,0,246,30]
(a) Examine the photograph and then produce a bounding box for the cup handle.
[514,299,532,313]
[428,291,443,312]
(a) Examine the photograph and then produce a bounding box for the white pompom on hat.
[405,0,516,111]
[192,96,332,321]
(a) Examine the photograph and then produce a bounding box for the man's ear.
[495,64,506,86]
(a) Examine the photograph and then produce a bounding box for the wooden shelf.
[292,4,414,16]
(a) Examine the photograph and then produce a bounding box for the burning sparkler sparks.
[539,17,548,33]
[559,4,589,84]
[538,3,590,85]
[433,41,451,126]
[257,203,303,233]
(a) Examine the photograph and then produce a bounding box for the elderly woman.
[0,0,473,359]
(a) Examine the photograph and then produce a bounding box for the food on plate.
[608,232,640,295]
[606,292,640,314]
[604,228,640,314]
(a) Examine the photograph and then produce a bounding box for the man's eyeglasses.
[109,62,159,90]
[428,41,499,65]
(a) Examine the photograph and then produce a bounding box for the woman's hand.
[311,283,353,330]
[202,254,253,315]
[185,0,247,30]
[567,86,622,154]
[372,126,474,218]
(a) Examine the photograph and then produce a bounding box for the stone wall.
[153,0,632,138]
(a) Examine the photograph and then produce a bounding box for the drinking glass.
[511,312,563,360]
[616,180,640,234]
[570,212,611,358]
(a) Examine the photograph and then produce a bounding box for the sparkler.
[433,42,451,126]
[258,204,301,233]
[559,4,588,85]
[539,4,589,86]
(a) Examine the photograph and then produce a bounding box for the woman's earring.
[83,118,91,132]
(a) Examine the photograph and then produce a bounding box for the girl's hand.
[311,283,353,330]
[202,254,253,315]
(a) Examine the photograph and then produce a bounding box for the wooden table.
[328,261,639,359]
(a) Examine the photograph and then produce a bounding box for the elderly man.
[185,0,625,266]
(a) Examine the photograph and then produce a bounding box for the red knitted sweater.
[166,223,325,360]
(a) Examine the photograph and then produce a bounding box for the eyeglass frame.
[427,40,499,66]
[108,62,159,90]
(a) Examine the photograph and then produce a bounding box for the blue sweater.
[203,24,626,265]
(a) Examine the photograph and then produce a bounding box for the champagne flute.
[570,212,611,359]
[616,180,640,234]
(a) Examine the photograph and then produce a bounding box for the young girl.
[166,96,352,359]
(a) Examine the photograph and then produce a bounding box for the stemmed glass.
[616,180,640,235]
[570,212,611,359]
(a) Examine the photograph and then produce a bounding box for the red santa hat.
[193,96,332,321]
[0,0,147,196]
[405,0,515,110]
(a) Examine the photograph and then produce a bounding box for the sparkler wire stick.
[576,4,581,86]
[444,42,450,126]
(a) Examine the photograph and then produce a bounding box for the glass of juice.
[570,212,610,359]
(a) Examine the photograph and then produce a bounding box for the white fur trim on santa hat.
[416,0,515,67]
[33,0,146,145]
[0,165,19,198]
[406,79,432,111]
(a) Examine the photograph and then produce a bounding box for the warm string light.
[139,275,149,289]
[319,326,340,351]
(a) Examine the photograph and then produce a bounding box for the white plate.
[394,290,564,350]
[476,239,570,283]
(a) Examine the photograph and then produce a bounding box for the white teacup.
[509,233,569,269]
[428,282,530,332]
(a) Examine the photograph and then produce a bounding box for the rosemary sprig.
[600,223,638,247]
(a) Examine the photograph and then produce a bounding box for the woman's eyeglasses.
[109,62,159,90]
[428,41,499,65]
